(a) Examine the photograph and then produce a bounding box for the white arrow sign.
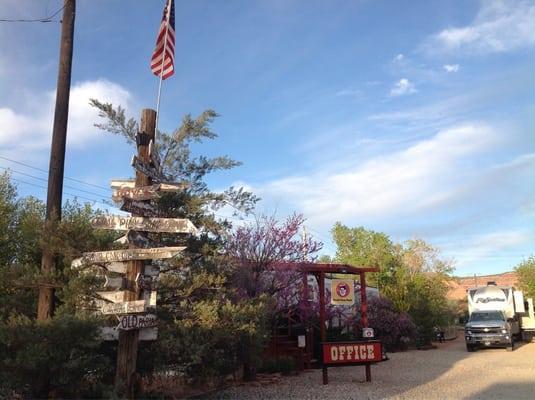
[99,326,157,341]
[91,215,197,234]
[71,246,186,268]
[96,290,127,303]
[101,300,147,315]
[111,180,188,192]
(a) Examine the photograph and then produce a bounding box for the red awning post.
[359,272,371,382]
[319,271,328,385]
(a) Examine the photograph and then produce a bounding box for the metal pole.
[37,0,76,321]
[155,0,171,139]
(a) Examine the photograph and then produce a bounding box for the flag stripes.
[151,0,175,80]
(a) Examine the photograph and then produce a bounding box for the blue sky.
[1,0,534,276]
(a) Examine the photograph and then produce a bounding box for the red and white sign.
[323,342,382,364]
[331,279,355,305]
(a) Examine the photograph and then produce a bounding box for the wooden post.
[38,0,76,321]
[319,271,328,385]
[360,272,371,382]
[115,109,156,397]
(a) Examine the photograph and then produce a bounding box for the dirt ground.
[205,335,535,399]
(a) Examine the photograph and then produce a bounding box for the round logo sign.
[335,282,350,298]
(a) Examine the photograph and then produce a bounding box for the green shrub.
[0,314,113,398]
[259,356,296,375]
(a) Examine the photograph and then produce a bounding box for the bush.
[366,296,417,351]
[0,314,113,398]
[259,356,296,375]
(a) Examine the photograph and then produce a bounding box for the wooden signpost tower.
[71,108,195,397]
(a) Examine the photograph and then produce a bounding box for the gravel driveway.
[205,336,535,399]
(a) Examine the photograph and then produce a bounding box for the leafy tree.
[515,256,535,299]
[90,101,265,386]
[224,213,322,380]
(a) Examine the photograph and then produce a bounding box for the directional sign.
[132,155,166,182]
[104,276,126,289]
[88,262,160,276]
[112,185,161,202]
[96,290,127,303]
[101,300,147,315]
[120,199,159,217]
[71,246,186,268]
[91,215,197,234]
[117,314,157,331]
[99,326,158,341]
[111,179,188,192]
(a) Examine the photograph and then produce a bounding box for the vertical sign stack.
[70,109,196,395]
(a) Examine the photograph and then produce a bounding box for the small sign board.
[99,326,158,341]
[96,290,127,303]
[71,246,186,268]
[112,185,161,202]
[323,341,382,365]
[331,279,355,305]
[111,180,188,192]
[148,140,162,171]
[91,215,197,234]
[363,327,375,338]
[101,300,147,315]
[117,314,157,331]
[120,199,159,217]
[131,155,166,182]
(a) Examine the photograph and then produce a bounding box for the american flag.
[151,0,175,80]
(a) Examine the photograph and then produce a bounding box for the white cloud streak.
[389,78,417,97]
[425,0,535,55]
[443,64,460,72]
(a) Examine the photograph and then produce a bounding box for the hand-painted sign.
[331,279,355,305]
[71,246,186,268]
[131,155,166,182]
[104,276,126,290]
[323,342,382,365]
[99,326,158,341]
[101,299,147,315]
[112,185,161,202]
[97,290,128,303]
[120,199,159,217]
[117,314,157,331]
[91,215,197,234]
[111,180,188,192]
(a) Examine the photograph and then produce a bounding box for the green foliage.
[259,356,296,375]
[330,223,455,346]
[515,255,535,299]
[0,314,113,398]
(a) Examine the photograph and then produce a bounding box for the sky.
[0,0,534,276]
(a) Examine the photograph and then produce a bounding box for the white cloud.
[393,53,405,62]
[389,78,417,97]
[425,0,535,54]
[252,123,500,229]
[0,79,132,158]
[443,64,460,72]
[335,88,362,97]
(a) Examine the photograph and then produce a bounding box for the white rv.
[465,282,535,351]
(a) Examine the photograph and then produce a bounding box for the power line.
[10,176,117,209]
[0,155,111,192]
[0,165,109,199]
[0,4,64,23]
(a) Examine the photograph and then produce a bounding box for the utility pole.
[38,0,76,321]
[115,109,156,397]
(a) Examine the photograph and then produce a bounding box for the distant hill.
[447,271,518,301]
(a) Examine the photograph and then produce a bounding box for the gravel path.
[205,336,535,400]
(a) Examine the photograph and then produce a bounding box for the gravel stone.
[204,337,535,399]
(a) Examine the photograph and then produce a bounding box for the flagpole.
[155,0,171,140]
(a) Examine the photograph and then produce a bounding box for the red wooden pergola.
[271,262,380,384]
